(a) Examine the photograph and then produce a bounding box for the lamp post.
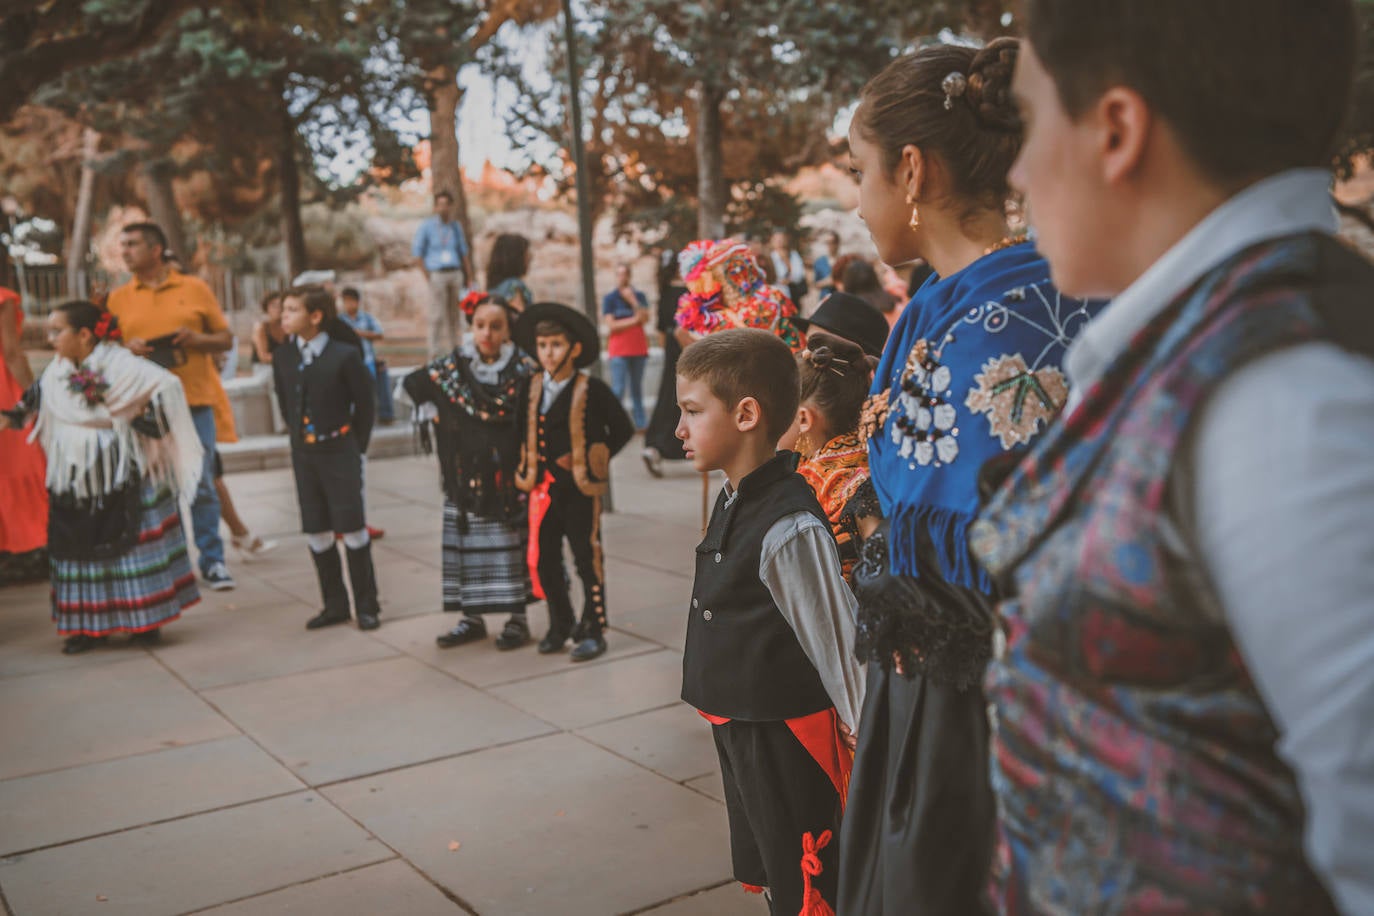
[561,0,598,332]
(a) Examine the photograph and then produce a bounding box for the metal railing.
[11,263,288,316]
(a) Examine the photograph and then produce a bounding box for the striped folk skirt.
[50,485,200,636]
[441,501,527,616]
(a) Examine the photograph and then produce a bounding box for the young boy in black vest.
[675,328,865,915]
[513,302,634,662]
[274,285,381,631]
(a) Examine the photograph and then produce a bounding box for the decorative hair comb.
[942,71,968,111]
[804,346,850,376]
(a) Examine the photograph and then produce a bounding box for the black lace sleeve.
[840,479,883,526]
[852,517,998,690]
[1,381,40,428]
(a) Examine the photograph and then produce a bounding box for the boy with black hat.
[513,302,634,662]
[274,285,381,632]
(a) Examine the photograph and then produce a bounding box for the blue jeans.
[370,360,394,422]
[610,355,648,429]
[189,406,226,573]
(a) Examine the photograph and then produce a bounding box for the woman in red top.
[600,263,651,430]
[0,288,47,583]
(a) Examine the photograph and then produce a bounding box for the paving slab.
[197,859,464,915]
[0,583,132,681]
[642,883,768,915]
[262,556,442,621]
[323,732,733,916]
[575,704,721,784]
[150,600,398,691]
[0,736,303,856]
[602,557,692,615]
[614,598,690,652]
[204,656,556,785]
[683,771,726,804]
[369,610,661,689]
[487,649,685,731]
[0,656,237,781]
[0,792,391,916]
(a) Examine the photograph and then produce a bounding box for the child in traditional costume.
[974,2,1373,911]
[513,302,634,662]
[780,332,882,585]
[837,40,1103,916]
[0,301,202,654]
[273,286,381,632]
[676,329,865,915]
[403,292,535,650]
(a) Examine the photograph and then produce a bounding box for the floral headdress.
[677,240,715,284]
[460,290,491,319]
[93,310,122,342]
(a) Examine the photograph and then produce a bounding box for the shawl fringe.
[31,343,203,504]
[887,502,993,593]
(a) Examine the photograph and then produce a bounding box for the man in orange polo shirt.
[107,222,237,590]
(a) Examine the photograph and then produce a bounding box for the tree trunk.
[278,98,306,281]
[695,81,727,239]
[67,127,100,297]
[141,158,193,266]
[428,66,473,250]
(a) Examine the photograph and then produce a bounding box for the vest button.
[702,610,712,621]
[714,552,722,563]
[692,598,699,608]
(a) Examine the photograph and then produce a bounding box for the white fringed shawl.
[30,341,203,502]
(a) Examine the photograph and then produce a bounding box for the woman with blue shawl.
[836,40,1104,914]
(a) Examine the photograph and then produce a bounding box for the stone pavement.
[0,450,769,916]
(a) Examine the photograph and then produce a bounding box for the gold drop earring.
[907,193,920,231]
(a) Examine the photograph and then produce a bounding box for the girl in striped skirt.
[0,301,203,654]
[403,292,535,650]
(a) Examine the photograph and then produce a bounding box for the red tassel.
[525,473,554,599]
[799,830,836,916]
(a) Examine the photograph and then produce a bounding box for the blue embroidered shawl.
[868,241,1101,591]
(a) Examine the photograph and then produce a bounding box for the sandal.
[231,532,279,560]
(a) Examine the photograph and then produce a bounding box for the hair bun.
[967,37,1020,133]
[807,345,836,371]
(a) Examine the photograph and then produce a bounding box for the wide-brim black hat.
[792,291,891,358]
[513,301,601,368]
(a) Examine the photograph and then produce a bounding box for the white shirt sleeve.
[1182,341,1374,916]
[759,511,866,730]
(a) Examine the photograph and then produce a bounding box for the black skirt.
[837,663,996,916]
[643,331,686,460]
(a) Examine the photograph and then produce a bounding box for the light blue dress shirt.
[411,217,470,273]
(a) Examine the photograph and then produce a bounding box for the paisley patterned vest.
[971,233,1374,913]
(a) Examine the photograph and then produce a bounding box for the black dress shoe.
[130,629,162,646]
[357,612,380,631]
[537,629,570,654]
[62,634,107,655]
[306,610,351,630]
[569,636,608,662]
[436,617,485,648]
[494,617,530,651]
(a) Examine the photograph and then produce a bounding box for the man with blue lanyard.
[412,190,474,359]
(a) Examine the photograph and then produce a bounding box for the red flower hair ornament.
[93,311,122,342]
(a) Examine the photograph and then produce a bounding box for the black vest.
[681,453,835,720]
